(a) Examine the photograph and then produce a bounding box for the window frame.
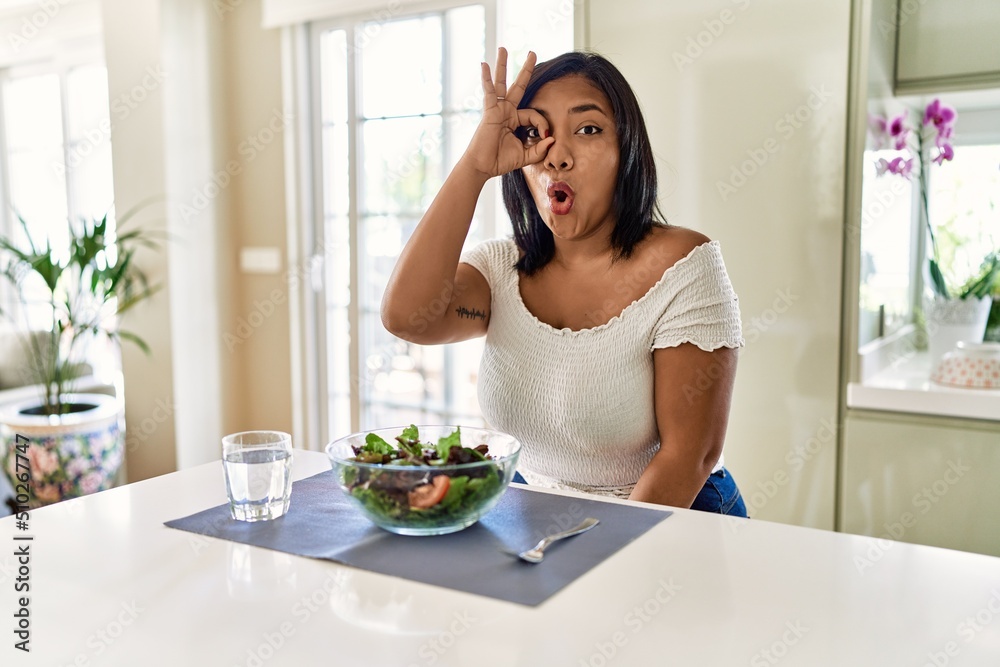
[853,95,1000,384]
[0,44,110,327]
[306,0,498,443]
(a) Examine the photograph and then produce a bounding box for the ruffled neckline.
[507,239,720,337]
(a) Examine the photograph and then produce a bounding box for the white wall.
[218,0,294,438]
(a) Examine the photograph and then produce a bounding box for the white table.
[3,450,1000,666]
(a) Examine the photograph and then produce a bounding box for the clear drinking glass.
[222,431,293,521]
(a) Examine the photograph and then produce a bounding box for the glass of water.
[222,431,293,521]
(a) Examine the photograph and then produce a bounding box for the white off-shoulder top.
[460,237,744,499]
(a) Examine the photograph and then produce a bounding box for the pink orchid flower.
[887,156,914,177]
[887,113,910,149]
[868,114,888,148]
[923,98,957,131]
[876,156,913,178]
[932,142,954,166]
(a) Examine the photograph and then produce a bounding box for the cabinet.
[895,0,1000,92]
[841,410,1000,557]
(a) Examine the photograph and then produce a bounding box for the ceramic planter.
[924,295,993,371]
[1,393,124,507]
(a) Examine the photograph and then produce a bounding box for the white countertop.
[3,450,1000,666]
[848,351,1000,422]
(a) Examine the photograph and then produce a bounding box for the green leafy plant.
[0,205,161,415]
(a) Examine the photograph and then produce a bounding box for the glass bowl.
[325,425,521,536]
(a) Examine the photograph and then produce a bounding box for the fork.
[516,517,600,563]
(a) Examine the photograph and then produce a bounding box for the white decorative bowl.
[930,342,1000,389]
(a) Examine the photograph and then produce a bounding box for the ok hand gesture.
[461,48,556,180]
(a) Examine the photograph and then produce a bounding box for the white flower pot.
[924,296,993,371]
[0,393,124,507]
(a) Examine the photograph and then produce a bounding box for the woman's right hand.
[460,47,556,180]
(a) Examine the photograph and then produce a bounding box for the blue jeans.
[690,468,747,517]
[511,467,748,517]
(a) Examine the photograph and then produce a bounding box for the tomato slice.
[408,475,450,509]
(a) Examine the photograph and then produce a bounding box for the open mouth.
[546,182,575,214]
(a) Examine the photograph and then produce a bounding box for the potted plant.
[0,206,160,506]
[870,99,1000,367]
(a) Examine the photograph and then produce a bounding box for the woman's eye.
[577,125,602,136]
[524,127,540,141]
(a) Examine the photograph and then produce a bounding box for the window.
[858,97,1000,349]
[858,145,916,345]
[315,6,490,436]
[310,1,573,439]
[0,63,115,332]
[926,144,1000,294]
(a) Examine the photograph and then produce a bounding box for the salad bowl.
[325,425,521,536]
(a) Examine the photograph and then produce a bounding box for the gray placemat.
[164,469,671,606]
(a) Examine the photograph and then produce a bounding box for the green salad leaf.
[363,433,395,455]
[435,427,462,461]
[438,475,469,511]
[396,424,423,457]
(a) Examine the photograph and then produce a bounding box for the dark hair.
[501,51,666,275]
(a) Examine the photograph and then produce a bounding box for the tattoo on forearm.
[455,306,486,321]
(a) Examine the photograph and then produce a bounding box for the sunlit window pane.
[1,65,114,336]
[322,124,350,217]
[450,337,484,420]
[361,116,444,215]
[361,16,442,119]
[445,111,478,172]
[67,139,114,222]
[66,65,111,142]
[320,30,348,125]
[327,305,352,439]
[3,74,62,151]
[6,149,69,250]
[446,6,485,112]
[858,148,914,345]
[366,404,428,430]
[362,312,425,406]
[325,216,351,308]
[360,215,414,310]
[500,0,575,64]
[928,144,1000,290]
[325,215,351,438]
[318,29,354,437]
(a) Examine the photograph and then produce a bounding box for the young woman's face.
[521,75,620,243]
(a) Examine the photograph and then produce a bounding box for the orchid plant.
[869,99,1000,300]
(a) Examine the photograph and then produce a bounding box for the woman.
[381,48,747,516]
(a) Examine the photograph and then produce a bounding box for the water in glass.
[223,447,292,521]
